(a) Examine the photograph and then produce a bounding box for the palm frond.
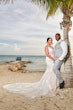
[32,0,73,18]
[0,0,15,4]
[46,5,58,19]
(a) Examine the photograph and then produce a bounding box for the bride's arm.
[45,46,55,61]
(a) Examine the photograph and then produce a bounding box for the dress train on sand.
[3,48,58,99]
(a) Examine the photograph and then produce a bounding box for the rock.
[16,63,22,70]
[8,63,21,72]
[9,66,18,72]
[22,70,29,73]
[22,61,32,64]
[8,60,32,72]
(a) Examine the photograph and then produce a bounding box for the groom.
[53,33,68,89]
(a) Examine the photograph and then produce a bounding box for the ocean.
[0,55,46,72]
[0,55,72,72]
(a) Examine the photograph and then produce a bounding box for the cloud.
[0,43,9,47]
[13,43,21,52]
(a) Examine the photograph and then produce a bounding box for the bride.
[3,37,58,99]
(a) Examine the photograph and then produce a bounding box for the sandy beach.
[0,62,73,110]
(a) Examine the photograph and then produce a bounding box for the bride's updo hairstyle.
[47,37,52,42]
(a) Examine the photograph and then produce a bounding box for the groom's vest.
[54,40,64,58]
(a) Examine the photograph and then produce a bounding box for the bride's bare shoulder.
[45,45,54,49]
[45,44,54,50]
[45,45,48,48]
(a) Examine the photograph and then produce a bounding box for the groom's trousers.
[53,60,64,84]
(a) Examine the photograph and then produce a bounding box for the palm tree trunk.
[62,27,73,88]
[61,12,73,87]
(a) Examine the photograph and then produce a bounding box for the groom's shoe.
[59,81,65,89]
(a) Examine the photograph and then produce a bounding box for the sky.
[0,0,73,56]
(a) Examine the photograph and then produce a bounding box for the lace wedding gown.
[3,47,57,99]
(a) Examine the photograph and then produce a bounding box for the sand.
[0,63,73,110]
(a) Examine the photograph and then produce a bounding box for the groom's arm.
[59,41,68,61]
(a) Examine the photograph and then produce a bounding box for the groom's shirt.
[55,39,68,61]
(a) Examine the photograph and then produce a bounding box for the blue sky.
[0,0,73,55]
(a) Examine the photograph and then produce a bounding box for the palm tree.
[0,0,73,87]
[31,0,73,88]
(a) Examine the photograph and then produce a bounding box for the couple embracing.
[45,33,67,90]
[3,33,68,99]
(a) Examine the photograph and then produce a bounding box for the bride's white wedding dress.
[3,47,58,99]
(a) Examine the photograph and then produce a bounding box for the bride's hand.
[53,57,58,61]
